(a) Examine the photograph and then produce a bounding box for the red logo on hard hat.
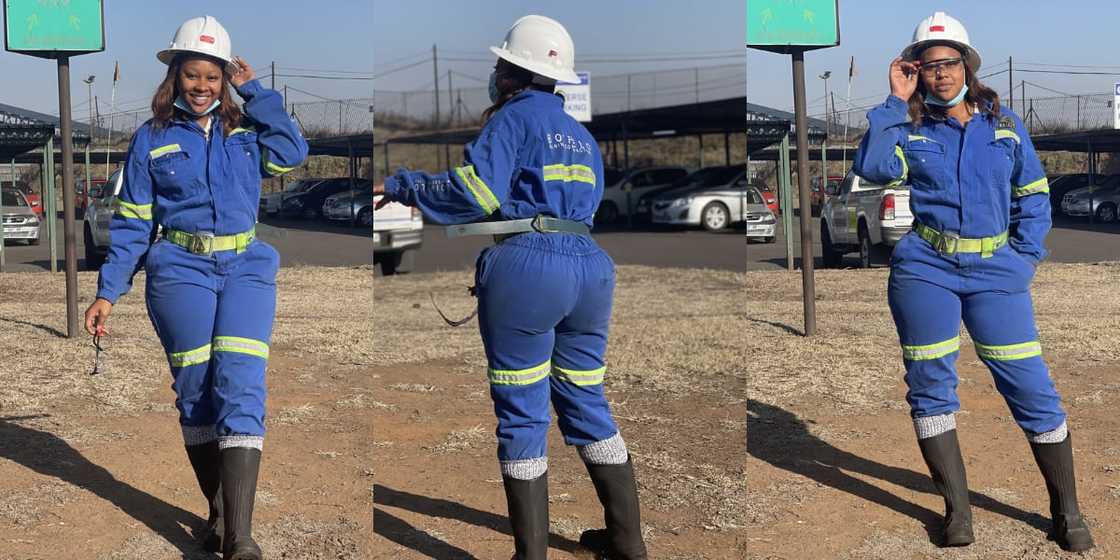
[199,35,216,44]
[929,25,945,32]
[548,49,558,58]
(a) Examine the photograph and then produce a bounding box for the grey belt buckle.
[530,215,546,233]
[192,231,215,256]
[937,231,960,255]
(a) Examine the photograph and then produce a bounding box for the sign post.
[747,0,840,337]
[5,0,106,338]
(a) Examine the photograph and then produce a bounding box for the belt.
[913,222,1007,258]
[445,215,590,240]
[164,227,256,256]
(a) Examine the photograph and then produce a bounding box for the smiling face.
[918,45,966,102]
[177,57,224,114]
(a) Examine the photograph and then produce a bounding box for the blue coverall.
[385,89,624,477]
[97,79,309,449]
[854,95,1064,439]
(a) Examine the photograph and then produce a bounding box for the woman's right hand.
[84,298,113,336]
[889,57,919,102]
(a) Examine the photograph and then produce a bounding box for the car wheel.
[858,223,873,269]
[821,221,841,268]
[357,207,374,228]
[763,236,775,244]
[379,251,403,276]
[596,201,619,224]
[701,202,730,232]
[83,225,104,270]
[1095,203,1117,224]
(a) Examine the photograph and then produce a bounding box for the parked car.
[1061,175,1120,222]
[1,187,41,245]
[13,184,44,218]
[76,177,106,218]
[756,185,779,216]
[820,171,913,268]
[596,166,689,223]
[373,194,424,275]
[650,165,752,232]
[83,169,125,269]
[745,186,776,243]
[280,177,357,219]
[323,180,375,226]
[260,177,325,216]
[810,175,843,216]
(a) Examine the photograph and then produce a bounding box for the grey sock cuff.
[182,424,216,446]
[578,432,628,465]
[1027,421,1068,444]
[914,413,956,439]
[219,435,264,451]
[500,457,548,480]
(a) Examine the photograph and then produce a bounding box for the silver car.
[745,186,776,243]
[651,165,750,232]
[323,180,374,227]
[1061,176,1120,223]
[1,188,41,245]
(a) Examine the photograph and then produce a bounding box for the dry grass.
[0,267,374,416]
[427,424,487,454]
[745,263,1120,412]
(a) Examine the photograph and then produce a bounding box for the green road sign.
[747,0,839,53]
[4,0,105,57]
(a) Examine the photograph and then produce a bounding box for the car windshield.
[285,180,318,193]
[604,169,624,186]
[2,189,28,207]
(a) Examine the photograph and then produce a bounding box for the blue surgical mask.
[488,71,500,104]
[925,84,969,108]
[174,95,222,117]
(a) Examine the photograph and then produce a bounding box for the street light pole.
[819,71,831,204]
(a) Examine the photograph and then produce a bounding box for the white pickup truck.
[819,171,913,268]
[373,196,423,275]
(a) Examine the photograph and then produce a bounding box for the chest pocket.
[149,145,197,199]
[903,135,948,188]
[224,131,262,206]
[989,132,1018,187]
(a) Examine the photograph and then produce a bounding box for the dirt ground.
[0,267,375,559]
[370,266,749,559]
[745,263,1120,559]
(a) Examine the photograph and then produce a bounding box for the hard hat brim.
[158,49,239,75]
[489,46,580,84]
[900,40,981,73]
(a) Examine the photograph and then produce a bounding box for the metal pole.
[791,50,817,336]
[0,160,6,272]
[724,131,731,165]
[1021,81,1026,117]
[339,101,343,134]
[383,142,390,179]
[447,70,454,127]
[348,140,356,223]
[58,56,81,337]
[432,44,441,129]
[698,134,704,168]
[1008,56,1014,112]
[779,135,793,271]
[271,61,275,90]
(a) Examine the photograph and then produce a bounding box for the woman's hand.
[229,56,255,89]
[889,57,919,102]
[84,298,113,336]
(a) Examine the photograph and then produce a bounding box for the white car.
[373,195,423,275]
[820,171,913,268]
[83,169,124,269]
[650,165,751,232]
[745,186,776,243]
[259,178,325,216]
[2,188,41,245]
[596,166,689,223]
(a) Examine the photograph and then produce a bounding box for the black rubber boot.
[1029,433,1094,552]
[221,447,263,560]
[579,459,648,560]
[185,441,224,552]
[502,471,549,560]
[917,430,974,547]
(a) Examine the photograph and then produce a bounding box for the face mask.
[488,71,501,104]
[925,84,969,108]
[174,95,222,117]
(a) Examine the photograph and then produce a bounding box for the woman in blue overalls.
[83,16,308,560]
[374,15,646,560]
[854,12,1093,551]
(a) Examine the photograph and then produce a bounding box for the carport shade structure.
[373,96,827,173]
[1032,128,1120,225]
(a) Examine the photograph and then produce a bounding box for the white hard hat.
[900,12,981,72]
[489,15,580,84]
[157,16,236,74]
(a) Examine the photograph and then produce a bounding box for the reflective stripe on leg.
[902,337,960,361]
[501,457,548,480]
[212,336,270,360]
[489,361,550,386]
[914,413,956,439]
[169,343,212,367]
[551,365,606,386]
[578,432,628,465]
[218,435,264,451]
[974,340,1043,361]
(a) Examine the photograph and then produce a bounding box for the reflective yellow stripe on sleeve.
[115,199,153,220]
[1012,177,1049,198]
[454,164,500,214]
[886,145,909,187]
[262,153,296,176]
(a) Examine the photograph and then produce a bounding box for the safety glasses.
[917,58,963,77]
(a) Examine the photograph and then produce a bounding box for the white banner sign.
[557,72,591,122]
[1114,82,1120,129]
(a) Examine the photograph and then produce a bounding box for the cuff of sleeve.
[235,79,264,99]
[95,289,120,305]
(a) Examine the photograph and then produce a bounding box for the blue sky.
[1,1,374,118]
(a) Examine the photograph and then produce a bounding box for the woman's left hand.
[229,56,255,89]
